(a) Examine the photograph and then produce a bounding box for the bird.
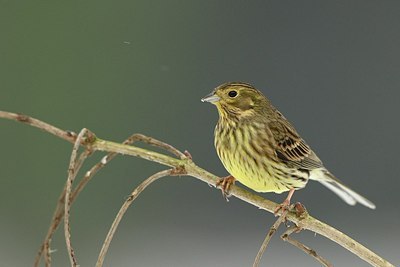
[201,82,375,211]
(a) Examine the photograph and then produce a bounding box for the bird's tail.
[309,169,376,209]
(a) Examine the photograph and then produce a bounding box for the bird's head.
[201,82,267,119]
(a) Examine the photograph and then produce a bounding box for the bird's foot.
[274,199,291,216]
[216,175,236,201]
[274,188,295,216]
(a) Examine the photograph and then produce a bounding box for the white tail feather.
[319,180,357,206]
[310,169,376,209]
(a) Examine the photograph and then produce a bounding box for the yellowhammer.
[202,82,375,211]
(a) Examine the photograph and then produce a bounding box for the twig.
[34,133,184,267]
[0,111,395,267]
[126,133,187,159]
[64,128,90,267]
[34,151,104,267]
[0,111,76,143]
[253,210,288,267]
[96,168,185,267]
[34,133,180,267]
[33,138,93,267]
[281,226,332,267]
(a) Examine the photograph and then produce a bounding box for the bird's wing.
[268,116,323,170]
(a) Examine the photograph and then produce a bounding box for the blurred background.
[1,1,399,266]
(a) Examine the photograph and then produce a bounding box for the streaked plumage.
[202,82,375,209]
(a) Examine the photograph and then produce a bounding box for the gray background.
[1,1,399,266]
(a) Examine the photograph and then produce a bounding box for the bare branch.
[96,168,185,267]
[281,226,332,267]
[0,110,395,267]
[35,134,152,266]
[33,139,93,267]
[0,111,76,143]
[64,128,90,267]
[126,133,187,159]
[253,210,288,267]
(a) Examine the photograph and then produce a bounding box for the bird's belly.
[227,163,283,193]
[218,149,307,194]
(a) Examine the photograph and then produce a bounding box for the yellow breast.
[214,122,306,193]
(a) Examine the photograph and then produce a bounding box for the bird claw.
[274,199,290,216]
[216,175,236,201]
[275,201,308,221]
[274,188,295,216]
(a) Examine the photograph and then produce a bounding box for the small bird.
[201,82,375,211]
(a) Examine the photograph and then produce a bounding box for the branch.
[253,209,288,267]
[34,133,180,266]
[281,226,332,267]
[96,168,180,267]
[64,128,91,267]
[0,111,394,267]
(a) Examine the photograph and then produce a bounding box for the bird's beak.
[201,92,220,103]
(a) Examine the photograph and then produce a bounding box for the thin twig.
[96,168,184,267]
[64,128,89,267]
[40,184,67,267]
[0,111,76,143]
[34,153,101,267]
[253,210,288,267]
[34,144,93,267]
[126,133,187,159]
[281,226,333,267]
[73,133,184,209]
[0,110,395,267]
[34,133,183,267]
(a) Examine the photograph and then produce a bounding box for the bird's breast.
[214,120,303,193]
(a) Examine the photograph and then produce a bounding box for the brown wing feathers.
[269,119,323,169]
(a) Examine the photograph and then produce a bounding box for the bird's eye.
[228,90,237,98]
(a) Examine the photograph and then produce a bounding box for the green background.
[1,1,399,266]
